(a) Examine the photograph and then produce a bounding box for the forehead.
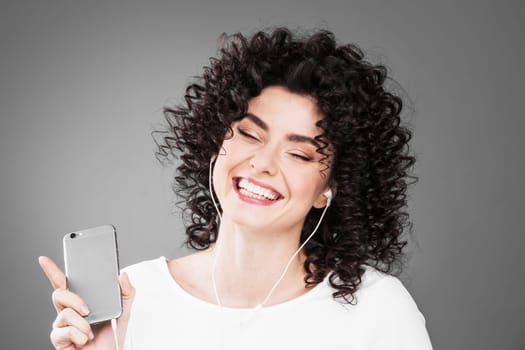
[246,86,324,135]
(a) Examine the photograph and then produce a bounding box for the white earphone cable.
[209,156,223,307]
[111,318,120,350]
[258,202,329,307]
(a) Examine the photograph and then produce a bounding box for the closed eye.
[290,153,313,162]
[237,127,260,142]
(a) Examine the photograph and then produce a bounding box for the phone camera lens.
[70,233,77,239]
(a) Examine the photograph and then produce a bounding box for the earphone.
[324,189,333,207]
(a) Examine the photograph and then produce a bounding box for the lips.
[233,177,283,203]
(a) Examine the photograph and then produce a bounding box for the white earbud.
[324,189,333,207]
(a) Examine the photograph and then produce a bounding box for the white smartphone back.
[63,225,122,324]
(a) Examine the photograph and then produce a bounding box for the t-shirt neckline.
[157,256,331,313]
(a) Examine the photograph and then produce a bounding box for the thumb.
[116,272,135,347]
[119,272,135,316]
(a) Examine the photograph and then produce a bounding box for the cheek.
[285,166,325,200]
[212,140,243,195]
[212,156,230,190]
[295,182,320,202]
[219,137,245,159]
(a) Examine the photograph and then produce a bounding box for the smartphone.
[63,225,122,324]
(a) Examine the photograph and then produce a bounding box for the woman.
[40,27,433,349]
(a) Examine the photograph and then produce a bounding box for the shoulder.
[122,256,166,275]
[353,266,421,314]
[167,251,215,303]
[167,250,211,286]
[341,266,433,349]
[121,252,212,300]
[121,256,170,291]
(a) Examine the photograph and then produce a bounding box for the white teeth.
[237,178,278,200]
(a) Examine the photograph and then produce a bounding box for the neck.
[210,216,308,308]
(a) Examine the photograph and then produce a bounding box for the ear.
[313,188,333,209]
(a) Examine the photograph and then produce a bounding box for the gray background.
[1,0,523,349]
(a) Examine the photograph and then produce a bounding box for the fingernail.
[81,304,90,315]
[89,331,95,340]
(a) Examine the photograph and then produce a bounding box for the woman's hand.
[38,256,135,349]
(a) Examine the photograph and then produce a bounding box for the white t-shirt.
[122,257,432,349]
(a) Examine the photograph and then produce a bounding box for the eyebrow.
[244,113,268,130]
[242,113,321,148]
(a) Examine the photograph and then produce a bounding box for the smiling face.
[212,86,332,235]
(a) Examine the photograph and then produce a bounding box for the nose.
[249,145,278,176]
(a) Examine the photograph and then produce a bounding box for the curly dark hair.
[155,27,416,303]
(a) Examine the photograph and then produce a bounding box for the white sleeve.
[367,277,433,350]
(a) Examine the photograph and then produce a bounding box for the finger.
[51,325,90,348]
[53,308,94,340]
[38,256,66,290]
[119,272,135,301]
[116,272,135,346]
[52,289,90,316]
[119,272,135,318]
